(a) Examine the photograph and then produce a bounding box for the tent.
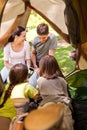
[0,1,87,129]
[0,0,87,70]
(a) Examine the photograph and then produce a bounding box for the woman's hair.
[0,63,28,108]
[39,55,64,79]
[5,26,25,45]
[37,23,49,35]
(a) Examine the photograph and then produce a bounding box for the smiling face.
[38,34,49,43]
[19,31,26,41]
[15,31,26,43]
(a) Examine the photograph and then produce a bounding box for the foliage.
[26,10,55,31]
[26,10,58,42]
[26,10,47,30]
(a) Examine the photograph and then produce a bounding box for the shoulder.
[58,77,67,84]
[49,33,56,39]
[48,33,57,46]
[24,83,38,94]
[37,77,47,84]
[23,82,36,90]
[32,36,40,45]
[24,41,30,49]
[24,40,30,46]
[21,82,30,88]
[37,76,45,81]
[4,43,11,49]
[14,83,30,91]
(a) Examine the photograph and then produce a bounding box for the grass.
[0,45,75,76]
[0,48,4,70]
[54,45,75,76]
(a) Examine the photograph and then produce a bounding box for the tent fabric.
[66,69,87,130]
[1,0,87,44]
[0,0,68,37]
[0,0,87,70]
[30,0,68,34]
[66,69,87,103]
[0,0,25,37]
[64,0,80,44]
[0,0,7,16]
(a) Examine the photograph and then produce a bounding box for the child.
[0,63,39,130]
[37,55,74,130]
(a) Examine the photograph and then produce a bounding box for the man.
[29,23,57,87]
[31,23,57,68]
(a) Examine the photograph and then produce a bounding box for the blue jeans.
[29,71,39,88]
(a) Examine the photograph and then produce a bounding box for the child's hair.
[4,26,25,46]
[37,23,49,35]
[0,63,28,108]
[39,55,64,79]
[9,63,28,85]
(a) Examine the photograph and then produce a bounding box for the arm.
[4,44,12,69]
[26,59,31,69]
[49,33,57,56]
[49,49,56,56]
[25,41,31,68]
[31,47,38,68]
[33,93,40,99]
[4,60,12,69]
[25,84,40,99]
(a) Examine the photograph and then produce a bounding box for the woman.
[37,55,74,130]
[1,26,31,83]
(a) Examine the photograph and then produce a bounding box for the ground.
[57,39,70,48]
